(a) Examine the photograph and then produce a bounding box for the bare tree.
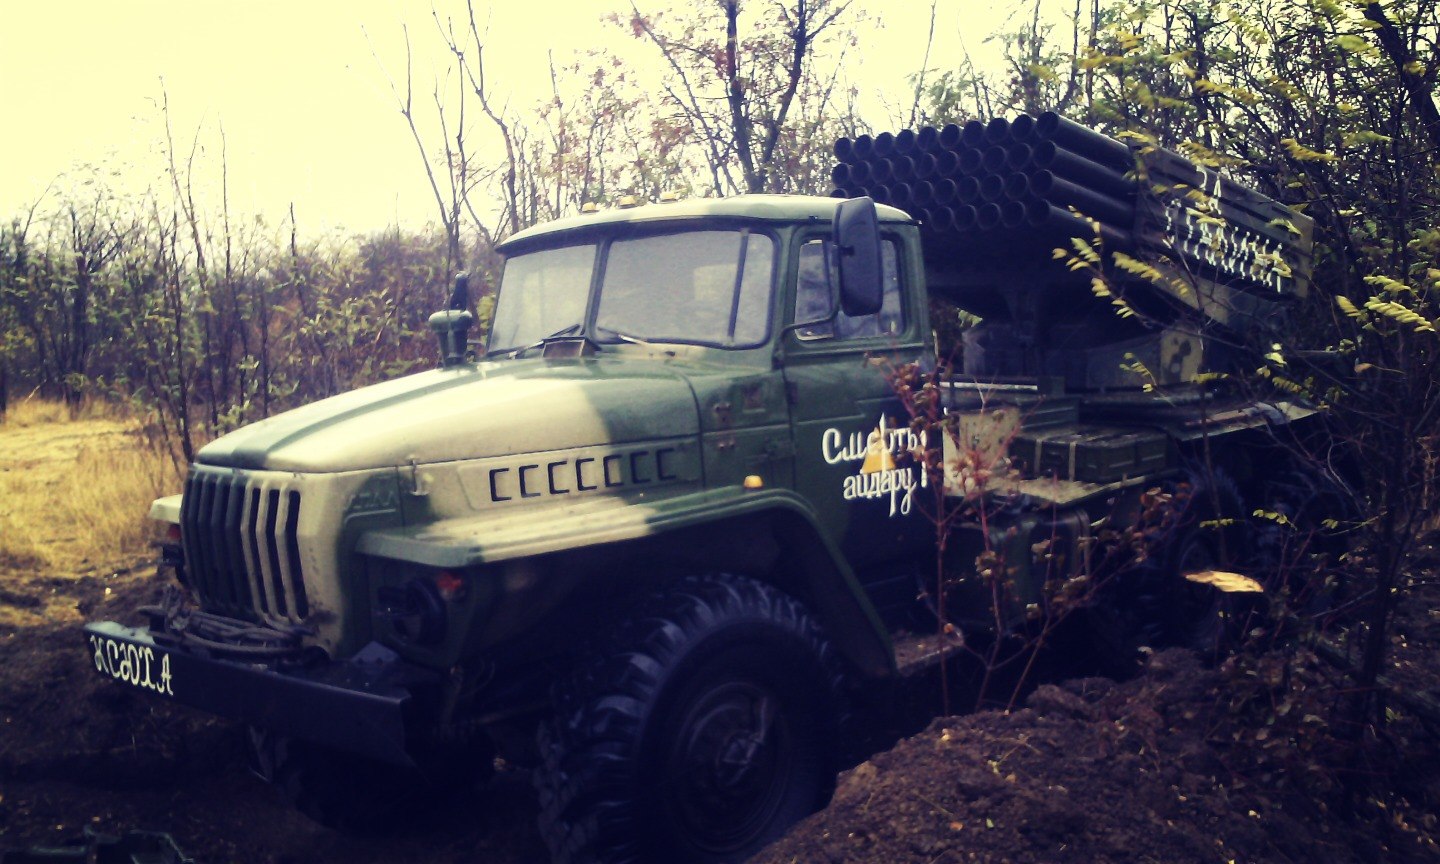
[621,0,861,194]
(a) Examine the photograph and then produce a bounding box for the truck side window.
[795,238,903,340]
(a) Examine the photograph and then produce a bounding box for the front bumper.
[82,620,436,766]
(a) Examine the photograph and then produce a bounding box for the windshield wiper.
[594,325,656,348]
[495,323,582,359]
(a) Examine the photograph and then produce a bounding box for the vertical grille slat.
[264,488,289,617]
[196,475,224,606]
[272,491,297,617]
[242,488,269,614]
[206,476,235,611]
[285,491,309,618]
[252,485,281,616]
[221,480,249,613]
[179,469,309,625]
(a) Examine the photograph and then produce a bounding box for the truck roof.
[498,194,915,251]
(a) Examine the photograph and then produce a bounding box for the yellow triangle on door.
[860,422,895,474]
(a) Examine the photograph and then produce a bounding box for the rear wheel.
[1093,471,1261,666]
[534,574,846,864]
[1163,526,1262,659]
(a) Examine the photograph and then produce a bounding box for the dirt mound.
[756,649,1437,864]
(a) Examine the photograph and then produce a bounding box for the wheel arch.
[552,501,896,680]
[358,490,896,679]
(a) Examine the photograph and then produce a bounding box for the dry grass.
[0,399,182,573]
[0,394,128,428]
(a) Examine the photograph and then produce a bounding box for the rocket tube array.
[830,112,1137,250]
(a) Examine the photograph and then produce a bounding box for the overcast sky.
[0,1,1030,235]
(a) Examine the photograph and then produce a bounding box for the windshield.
[597,230,773,346]
[487,244,596,353]
[487,229,775,354]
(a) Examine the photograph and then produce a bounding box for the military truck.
[84,115,1320,863]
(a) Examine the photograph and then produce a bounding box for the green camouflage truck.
[83,116,1323,864]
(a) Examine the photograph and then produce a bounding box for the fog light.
[434,570,466,602]
[377,579,446,645]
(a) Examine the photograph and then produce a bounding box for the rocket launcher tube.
[960,120,986,149]
[1024,170,1135,227]
[1029,142,1136,199]
[1033,111,1133,171]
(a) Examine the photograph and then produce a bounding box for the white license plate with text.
[88,634,175,697]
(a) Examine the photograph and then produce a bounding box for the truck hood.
[196,359,701,472]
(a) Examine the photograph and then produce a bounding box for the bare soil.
[2,419,1438,862]
[758,648,1440,864]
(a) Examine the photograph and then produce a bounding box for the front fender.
[356,488,895,678]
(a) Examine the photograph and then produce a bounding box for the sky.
[0,1,1030,236]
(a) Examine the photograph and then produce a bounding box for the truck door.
[783,230,933,608]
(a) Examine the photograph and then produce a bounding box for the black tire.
[534,574,846,864]
[249,728,490,835]
[1251,463,1358,616]
[1093,471,1261,666]
[1163,524,1263,659]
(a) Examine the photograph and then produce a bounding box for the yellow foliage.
[1310,0,1345,23]
[1364,297,1436,332]
[1332,34,1378,56]
[1177,139,1246,168]
[1267,77,1305,100]
[1185,570,1265,593]
[1364,274,1413,295]
[1193,77,1261,106]
[1070,237,1101,265]
[1112,251,1167,285]
[1281,138,1339,162]
[1090,277,1136,318]
[1336,296,1367,320]
[1191,372,1231,384]
[1342,130,1394,147]
[1117,129,1158,146]
[1230,15,1269,45]
[1027,64,1058,82]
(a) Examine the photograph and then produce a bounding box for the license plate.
[87,632,175,697]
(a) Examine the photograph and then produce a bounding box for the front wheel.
[535,574,846,864]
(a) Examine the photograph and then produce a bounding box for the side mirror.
[833,197,883,318]
[429,271,474,367]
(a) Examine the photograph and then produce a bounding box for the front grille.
[180,471,310,623]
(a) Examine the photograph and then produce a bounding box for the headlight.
[377,577,448,645]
